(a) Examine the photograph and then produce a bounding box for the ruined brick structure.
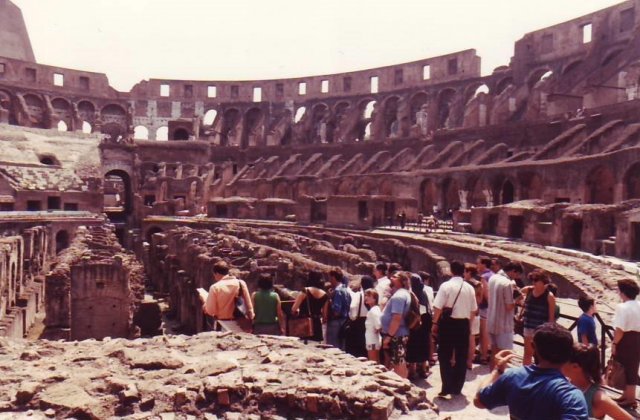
[45,225,144,340]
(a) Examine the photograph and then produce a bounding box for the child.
[364,289,382,363]
[576,295,598,346]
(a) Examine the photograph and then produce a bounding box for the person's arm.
[594,390,633,420]
[322,299,329,324]
[547,292,556,322]
[382,313,403,348]
[612,327,624,356]
[291,292,305,315]
[241,281,255,319]
[203,285,217,317]
[504,284,515,311]
[275,295,286,334]
[474,350,515,409]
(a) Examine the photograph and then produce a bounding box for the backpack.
[405,291,422,331]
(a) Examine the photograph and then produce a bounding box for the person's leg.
[437,325,454,394]
[390,337,408,379]
[467,334,475,369]
[367,347,380,363]
[452,320,470,394]
[479,317,490,361]
[523,330,534,366]
[326,319,340,347]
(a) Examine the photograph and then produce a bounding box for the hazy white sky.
[13,0,624,92]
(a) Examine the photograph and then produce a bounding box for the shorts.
[366,343,381,351]
[471,316,480,335]
[523,327,535,338]
[479,308,488,320]
[489,332,514,349]
[386,336,409,366]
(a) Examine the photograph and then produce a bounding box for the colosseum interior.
[1,0,640,418]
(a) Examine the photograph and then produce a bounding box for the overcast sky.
[13,0,624,92]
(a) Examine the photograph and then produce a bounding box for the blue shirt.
[478,365,588,420]
[380,288,411,337]
[576,313,598,346]
[330,284,351,319]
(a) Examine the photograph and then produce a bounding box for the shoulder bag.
[287,288,315,338]
[233,280,252,332]
[405,290,422,331]
[440,281,464,324]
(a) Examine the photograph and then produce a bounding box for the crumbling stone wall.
[0,333,437,419]
[0,225,48,338]
[45,224,145,340]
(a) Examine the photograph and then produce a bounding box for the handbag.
[604,357,626,390]
[232,280,252,333]
[440,281,464,323]
[405,291,422,331]
[233,280,247,318]
[287,288,314,338]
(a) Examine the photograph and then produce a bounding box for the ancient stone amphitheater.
[1,0,640,418]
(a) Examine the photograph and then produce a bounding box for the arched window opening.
[134,125,149,140]
[364,101,376,119]
[203,109,217,126]
[57,120,68,132]
[82,121,92,134]
[294,107,306,123]
[173,128,190,140]
[156,126,168,141]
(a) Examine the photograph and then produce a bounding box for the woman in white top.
[364,289,382,363]
[612,279,640,409]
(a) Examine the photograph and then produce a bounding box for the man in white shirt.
[487,261,520,368]
[432,260,478,397]
[373,263,391,308]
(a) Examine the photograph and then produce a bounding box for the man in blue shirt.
[326,268,351,350]
[474,323,588,419]
[576,295,598,346]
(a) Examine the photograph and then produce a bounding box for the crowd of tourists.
[201,258,640,419]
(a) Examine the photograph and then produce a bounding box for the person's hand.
[494,349,516,373]
[382,336,391,349]
[611,344,617,356]
[431,323,439,336]
[292,308,300,316]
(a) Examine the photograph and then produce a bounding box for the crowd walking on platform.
[201,255,640,419]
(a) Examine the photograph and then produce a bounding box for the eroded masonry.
[1,0,640,418]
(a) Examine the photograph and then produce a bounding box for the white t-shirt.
[420,285,435,315]
[433,277,477,320]
[375,276,391,307]
[613,300,640,332]
[348,289,368,320]
[365,305,382,346]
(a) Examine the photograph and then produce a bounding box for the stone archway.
[585,165,615,204]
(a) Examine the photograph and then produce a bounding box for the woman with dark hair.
[563,344,632,419]
[406,273,432,379]
[612,279,640,408]
[251,274,285,335]
[291,270,329,342]
[521,269,556,365]
[361,275,375,291]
